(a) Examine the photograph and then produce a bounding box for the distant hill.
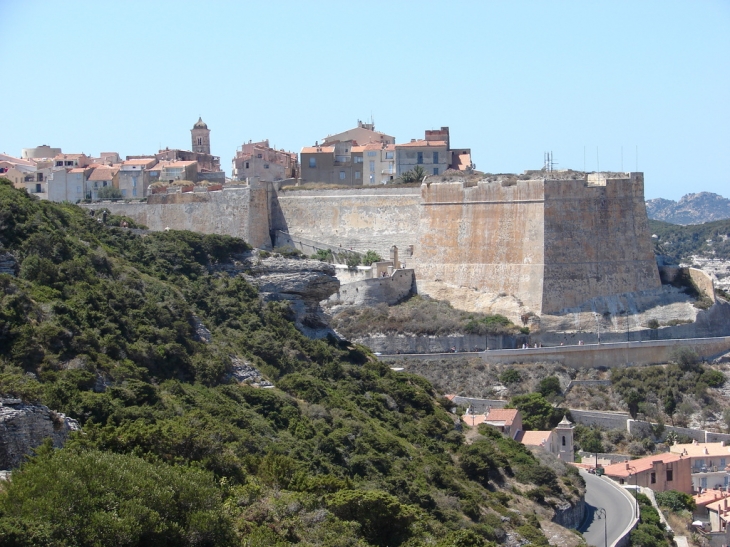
[648,218,730,262]
[646,192,730,225]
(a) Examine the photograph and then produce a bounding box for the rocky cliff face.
[217,252,340,338]
[0,399,81,470]
[647,192,730,224]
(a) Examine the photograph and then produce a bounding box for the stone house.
[321,120,395,146]
[159,160,198,183]
[87,165,120,200]
[395,127,473,177]
[669,441,730,492]
[362,142,396,185]
[53,153,91,169]
[118,158,157,198]
[232,140,298,182]
[602,452,693,494]
[300,142,365,186]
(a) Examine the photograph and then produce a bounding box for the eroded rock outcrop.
[218,252,340,338]
[0,399,81,470]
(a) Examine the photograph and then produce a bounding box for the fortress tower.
[191,117,211,155]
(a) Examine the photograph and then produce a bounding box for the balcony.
[691,465,728,474]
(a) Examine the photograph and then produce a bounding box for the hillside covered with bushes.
[0,179,584,547]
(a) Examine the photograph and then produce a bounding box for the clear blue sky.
[1,0,728,200]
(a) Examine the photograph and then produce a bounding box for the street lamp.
[596,507,607,547]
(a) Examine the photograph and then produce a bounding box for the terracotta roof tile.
[602,452,683,478]
[694,489,730,507]
[516,431,553,446]
[461,414,487,427]
[669,442,730,458]
[396,140,447,148]
[484,408,519,426]
[301,146,335,154]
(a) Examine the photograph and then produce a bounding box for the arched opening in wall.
[562,436,566,446]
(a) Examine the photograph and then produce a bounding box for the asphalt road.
[579,470,637,547]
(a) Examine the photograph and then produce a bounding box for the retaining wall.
[328,269,415,307]
[270,187,421,258]
[355,333,525,354]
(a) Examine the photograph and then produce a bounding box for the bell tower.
[556,416,575,463]
[191,117,211,154]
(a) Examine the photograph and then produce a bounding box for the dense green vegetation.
[654,490,695,513]
[649,218,730,262]
[611,350,726,423]
[0,179,582,546]
[331,296,524,338]
[629,493,673,547]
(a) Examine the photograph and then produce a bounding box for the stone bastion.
[86,172,663,320]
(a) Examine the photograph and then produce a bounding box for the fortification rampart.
[82,185,271,249]
[541,174,661,312]
[270,187,421,258]
[412,179,546,312]
[82,172,666,318]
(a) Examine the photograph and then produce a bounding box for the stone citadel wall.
[270,187,421,259]
[541,174,661,312]
[84,173,661,317]
[412,179,546,313]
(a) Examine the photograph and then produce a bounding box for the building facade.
[118,158,157,198]
[602,452,693,494]
[232,140,298,181]
[670,442,730,492]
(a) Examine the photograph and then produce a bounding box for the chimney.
[625,463,630,470]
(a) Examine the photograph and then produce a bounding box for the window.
[246,162,250,169]
[37,173,43,181]
[132,188,137,197]
[65,161,73,166]
[721,458,726,468]
[433,151,438,164]
[433,168,439,175]
[132,177,137,187]
[701,477,707,489]
[76,186,81,193]
[309,158,316,168]
[417,152,423,164]
[257,154,263,159]
[385,151,394,159]
[355,171,360,179]
[264,164,269,169]
[56,161,63,166]
[369,161,375,172]
[121,189,127,197]
[198,137,202,145]
[666,469,673,482]
[650,472,656,484]
[354,156,363,163]
[562,436,565,446]
[367,151,377,157]
[339,171,346,180]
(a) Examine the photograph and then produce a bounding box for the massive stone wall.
[270,187,421,258]
[83,185,271,249]
[541,174,661,312]
[412,179,546,313]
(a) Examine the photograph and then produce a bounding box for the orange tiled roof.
[516,431,553,446]
[461,414,487,427]
[451,152,472,170]
[694,489,730,507]
[396,140,447,148]
[88,166,118,181]
[301,146,335,154]
[602,452,683,478]
[669,442,730,458]
[162,161,197,168]
[54,153,86,160]
[706,497,730,522]
[123,158,157,166]
[484,408,519,426]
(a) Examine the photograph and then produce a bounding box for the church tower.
[191,117,211,154]
[555,416,574,463]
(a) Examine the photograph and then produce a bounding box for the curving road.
[579,470,637,547]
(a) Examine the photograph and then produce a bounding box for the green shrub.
[499,369,521,384]
[655,490,696,512]
[362,250,382,266]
